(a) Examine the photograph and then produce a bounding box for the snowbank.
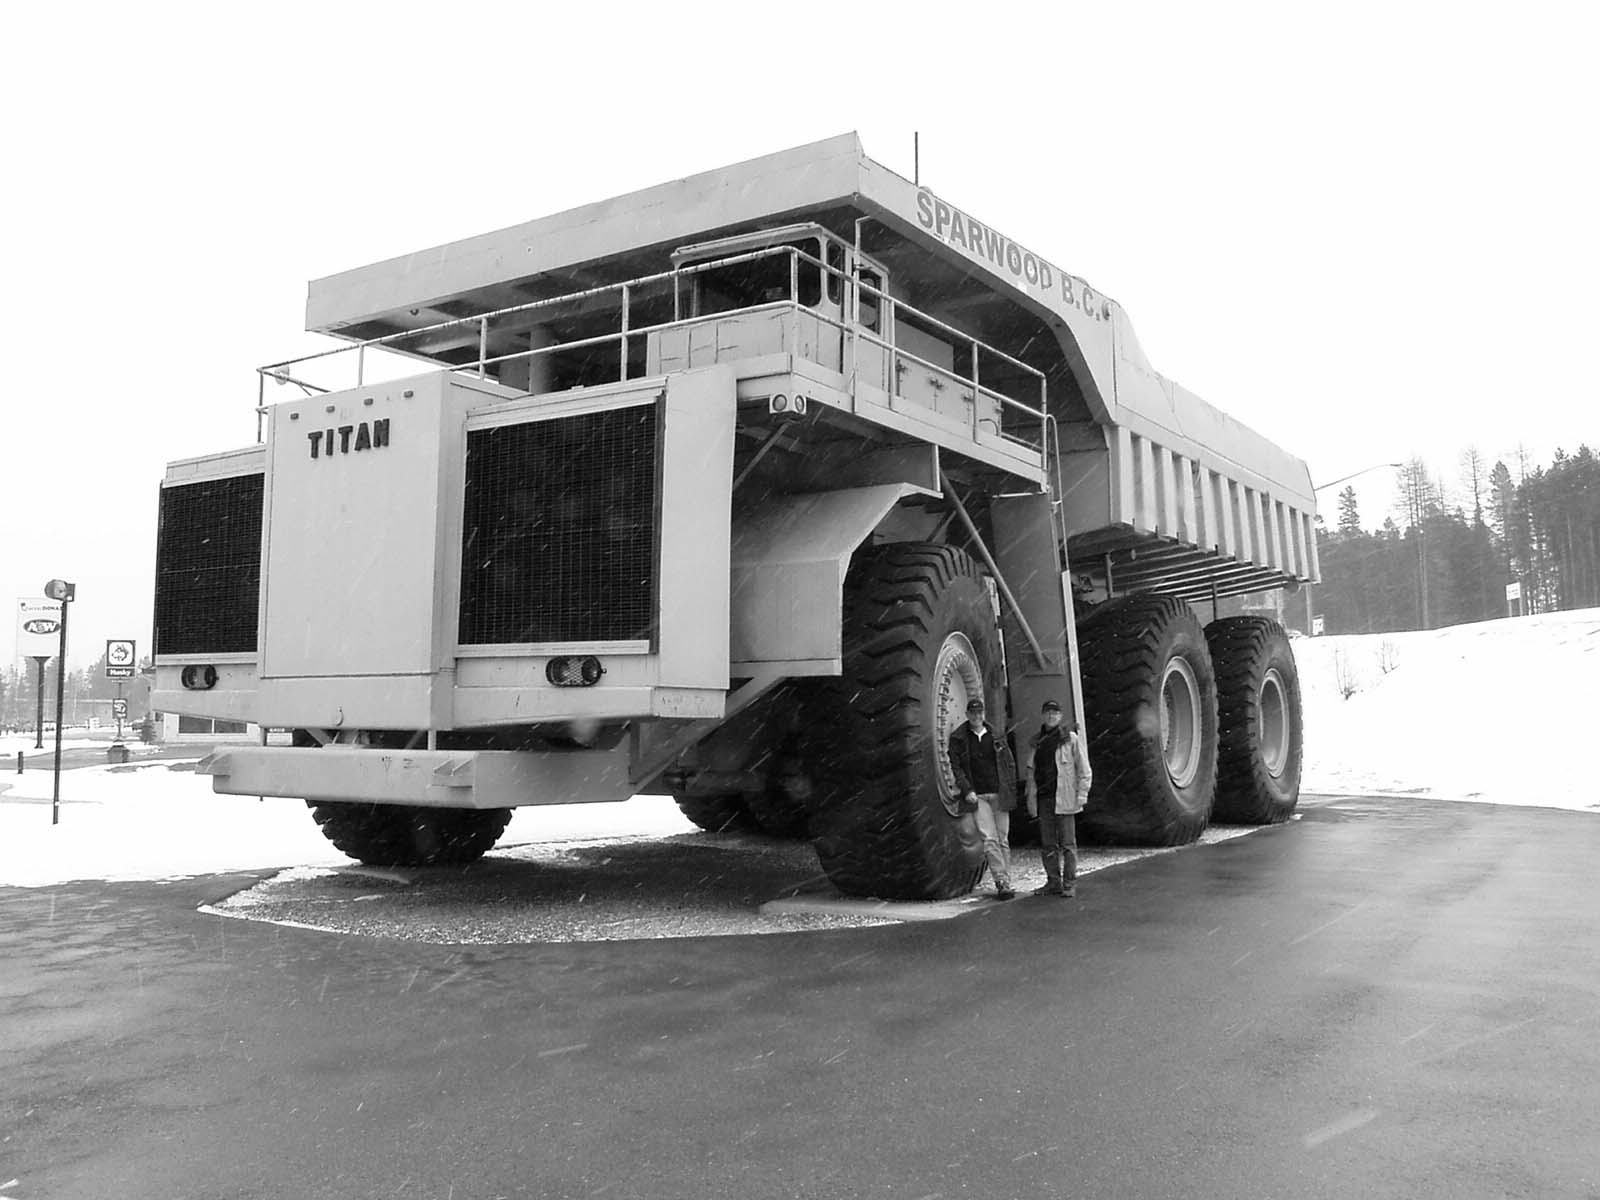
[1296,607,1599,811]
[0,762,698,889]
[2,607,1594,889]
[0,732,136,756]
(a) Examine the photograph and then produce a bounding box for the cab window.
[826,242,846,305]
[695,238,822,314]
[858,269,883,333]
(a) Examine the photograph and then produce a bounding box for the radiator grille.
[459,404,659,645]
[154,473,264,656]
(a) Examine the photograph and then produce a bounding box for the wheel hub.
[932,632,985,802]
[1259,668,1289,777]
[1159,657,1203,790]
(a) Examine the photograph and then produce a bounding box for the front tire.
[307,802,512,866]
[1076,593,1218,846]
[1205,616,1303,823]
[802,543,992,900]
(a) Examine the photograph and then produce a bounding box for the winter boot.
[1035,848,1062,895]
[1061,849,1078,899]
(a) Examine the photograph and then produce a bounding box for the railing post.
[478,318,488,379]
[888,296,899,397]
[357,344,366,387]
[847,262,859,405]
[1040,377,1048,455]
[969,341,981,441]
[620,284,630,381]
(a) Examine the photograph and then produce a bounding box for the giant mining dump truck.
[153,134,1317,900]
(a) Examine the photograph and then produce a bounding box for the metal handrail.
[854,274,1044,383]
[853,333,1042,447]
[258,245,820,377]
[254,243,1052,457]
[1043,412,1071,553]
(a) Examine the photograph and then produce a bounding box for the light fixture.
[181,665,219,690]
[546,656,604,687]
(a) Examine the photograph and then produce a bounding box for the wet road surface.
[3,795,1598,1199]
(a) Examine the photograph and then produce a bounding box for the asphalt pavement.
[3,795,1597,1200]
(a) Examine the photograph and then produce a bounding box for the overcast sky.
[5,1,1595,668]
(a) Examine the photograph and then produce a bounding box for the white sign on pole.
[16,597,61,659]
[106,639,136,679]
[1505,581,1522,602]
[1311,615,1325,636]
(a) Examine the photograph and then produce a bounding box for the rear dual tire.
[1076,594,1219,846]
[673,793,761,834]
[673,786,809,838]
[1206,616,1303,824]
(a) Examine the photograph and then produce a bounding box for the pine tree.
[1489,460,1514,547]
[1521,445,1600,610]
[1461,446,1486,528]
[1394,457,1442,531]
[1336,486,1362,536]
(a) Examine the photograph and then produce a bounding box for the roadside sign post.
[106,640,136,743]
[44,580,75,826]
[32,656,49,750]
[18,598,61,750]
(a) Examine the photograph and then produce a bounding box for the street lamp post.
[44,579,75,826]
[31,655,49,750]
[1307,462,1404,636]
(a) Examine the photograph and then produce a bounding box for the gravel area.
[204,822,1268,945]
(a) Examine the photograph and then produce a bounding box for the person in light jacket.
[1022,699,1092,897]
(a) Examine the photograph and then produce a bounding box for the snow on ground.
[1,607,1594,890]
[0,732,158,758]
[1297,607,1600,811]
[0,763,698,889]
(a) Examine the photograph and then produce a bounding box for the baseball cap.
[965,698,985,713]
[1041,699,1062,712]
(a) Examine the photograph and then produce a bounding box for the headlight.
[180,665,219,690]
[546,656,604,687]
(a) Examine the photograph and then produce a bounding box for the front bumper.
[197,744,634,809]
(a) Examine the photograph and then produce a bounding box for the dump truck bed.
[304,134,1316,599]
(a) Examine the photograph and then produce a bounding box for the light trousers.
[973,794,1012,888]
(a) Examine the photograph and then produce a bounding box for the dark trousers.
[1039,810,1077,888]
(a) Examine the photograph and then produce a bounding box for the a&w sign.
[16,597,61,659]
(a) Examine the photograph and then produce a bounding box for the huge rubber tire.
[307,802,512,867]
[802,543,993,900]
[744,781,811,839]
[1076,593,1218,846]
[673,793,761,834]
[1205,616,1303,823]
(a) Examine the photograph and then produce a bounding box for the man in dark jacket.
[948,697,1018,899]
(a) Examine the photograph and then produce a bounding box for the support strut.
[939,471,1051,670]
